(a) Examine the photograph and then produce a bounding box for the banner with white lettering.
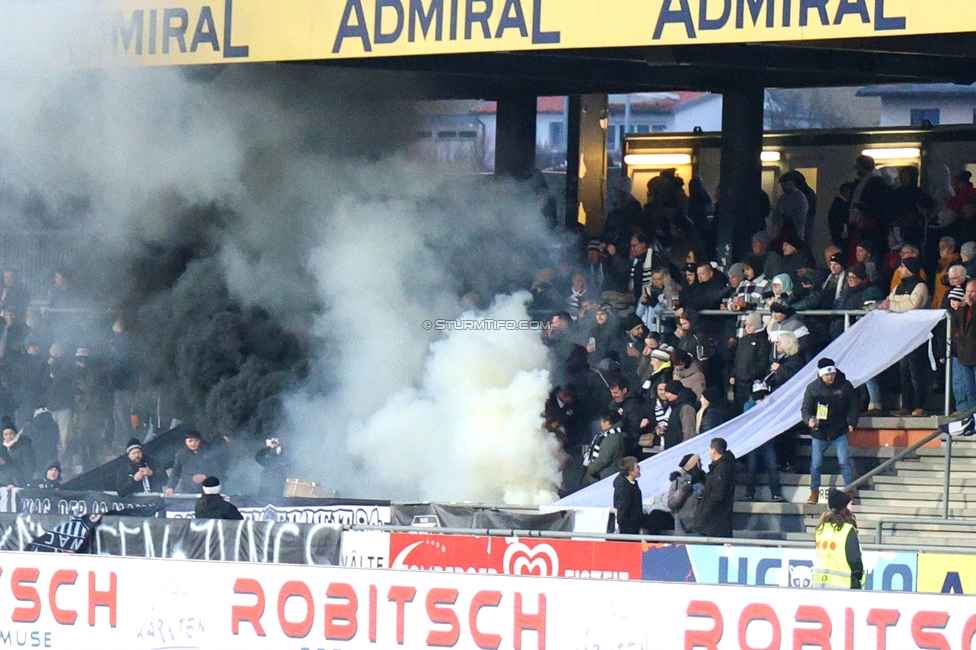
[0,514,342,565]
[2,551,976,648]
[1,488,392,525]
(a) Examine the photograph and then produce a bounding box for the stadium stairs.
[732,415,976,547]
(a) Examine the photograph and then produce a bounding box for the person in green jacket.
[582,411,626,487]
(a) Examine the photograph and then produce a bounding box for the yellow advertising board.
[87,0,976,66]
[917,554,976,595]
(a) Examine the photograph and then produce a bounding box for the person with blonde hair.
[766,331,803,392]
[813,488,863,589]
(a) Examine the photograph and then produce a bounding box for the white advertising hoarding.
[0,551,974,649]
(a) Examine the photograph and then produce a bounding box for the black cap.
[664,380,684,395]
[623,313,644,331]
[828,488,852,513]
[900,257,921,276]
[770,301,795,317]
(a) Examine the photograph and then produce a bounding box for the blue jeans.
[810,434,854,492]
[746,440,781,498]
[865,377,882,406]
[952,358,976,412]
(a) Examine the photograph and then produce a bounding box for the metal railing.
[349,524,976,555]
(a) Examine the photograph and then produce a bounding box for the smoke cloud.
[0,59,565,503]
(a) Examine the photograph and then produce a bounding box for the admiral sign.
[388,532,642,580]
[48,0,976,66]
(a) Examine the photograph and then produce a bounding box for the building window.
[548,122,565,148]
[652,124,668,132]
[910,109,940,126]
[607,125,619,149]
[634,124,651,133]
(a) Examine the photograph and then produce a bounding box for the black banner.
[2,513,342,565]
[1,488,391,525]
[391,503,575,531]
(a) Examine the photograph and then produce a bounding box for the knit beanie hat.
[664,380,684,395]
[650,348,671,362]
[125,438,142,454]
[828,488,851,513]
[201,476,221,495]
[817,358,838,377]
[679,453,700,472]
[900,257,921,276]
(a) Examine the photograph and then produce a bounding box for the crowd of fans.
[0,267,288,498]
[543,155,976,516]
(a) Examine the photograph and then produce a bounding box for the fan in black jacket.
[694,438,736,538]
[732,314,771,410]
[195,477,244,520]
[116,438,164,496]
[801,359,859,504]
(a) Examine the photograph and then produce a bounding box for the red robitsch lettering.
[230,579,544,647]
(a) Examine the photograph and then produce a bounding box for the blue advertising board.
[642,544,917,591]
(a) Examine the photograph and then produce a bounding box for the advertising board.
[0,552,974,648]
[389,532,642,580]
[642,543,918,591]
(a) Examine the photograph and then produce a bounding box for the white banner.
[2,550,975,648]
[555,308,947,508]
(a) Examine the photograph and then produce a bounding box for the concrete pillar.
[565,94,609,234]
[495,96,537,179]
[717,86,766,265]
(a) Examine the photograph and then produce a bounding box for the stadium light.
[861,147,921,161]
[623,154,692,166]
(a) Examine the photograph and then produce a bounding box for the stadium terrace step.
[794,445,916,459]
[856,483,973,497]
[917,447,976,459]
[735,424,976,546]
[892,469,976,479]
[815,504,976,518]
[733,502,814,516]
[856,416,940,430]
[872,475,976,487]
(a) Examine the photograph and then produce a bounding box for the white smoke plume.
[286,158,565,504]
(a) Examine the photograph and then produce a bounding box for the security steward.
[813,488,864,589]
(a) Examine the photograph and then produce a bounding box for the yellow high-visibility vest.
[813,522,855,589]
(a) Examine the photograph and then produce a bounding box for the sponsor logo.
[503,540,559,577]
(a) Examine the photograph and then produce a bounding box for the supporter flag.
[28,515,101,553]
[555,308,947,509]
